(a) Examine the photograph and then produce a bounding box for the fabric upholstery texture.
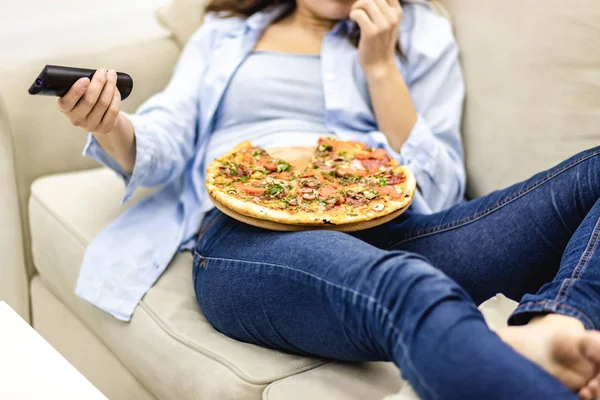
[443,0,600,198]
[31,277,155,400]
[156,0,207,48]
[0,36,180,283]
[1,0,596,398]
[0,95,29,321]
[266,295,518,400]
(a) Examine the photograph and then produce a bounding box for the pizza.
[205,136,416,227]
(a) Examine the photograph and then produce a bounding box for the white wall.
[0,0,169,64]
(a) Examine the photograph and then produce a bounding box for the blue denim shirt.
[76,3,466,321]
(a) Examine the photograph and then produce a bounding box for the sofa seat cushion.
[28,168,329,400]
[264,295,519,400]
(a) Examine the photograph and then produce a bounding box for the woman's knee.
[359,251,473,317]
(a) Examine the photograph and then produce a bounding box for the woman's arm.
[351,1,466,212]
[364,66,417,154]
[93,112,136,174]
[81,18,218,203]
[350,0,416,153]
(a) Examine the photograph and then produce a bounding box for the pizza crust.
[206,166,416,226]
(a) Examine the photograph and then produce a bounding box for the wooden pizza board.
[208,146,413,232]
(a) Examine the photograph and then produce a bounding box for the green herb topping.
[266,183,286,198]
[277,161,291,173]
[376,177,388,187]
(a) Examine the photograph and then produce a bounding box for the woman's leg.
[355,146,600,318]
[193,209,575,400]
[352,146,600,395]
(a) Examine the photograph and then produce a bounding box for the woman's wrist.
[362,58,418,153]
[93,112,137,174]
[363,60,400,82]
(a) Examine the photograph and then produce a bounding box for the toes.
[581,333,600,365]
[579,386,593,400]
[586,375,600,397]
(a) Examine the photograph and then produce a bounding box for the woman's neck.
[283,5,337,35]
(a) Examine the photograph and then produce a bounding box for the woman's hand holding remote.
[57,68,136,175]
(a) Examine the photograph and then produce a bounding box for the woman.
[57,0,600,398]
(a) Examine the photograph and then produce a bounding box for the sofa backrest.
[158,0,600,198]
[442,0,600,197]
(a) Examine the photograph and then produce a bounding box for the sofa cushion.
[29,168,328,400]
[265,362,405,400]
[441,0,600,198]
[264,295,518,400]
[156,0,207,48]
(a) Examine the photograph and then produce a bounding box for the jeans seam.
[199,211,226,237]
[556,215,600,303]
[388,149,600,248]
[513,300,595,329]
[199,255,438,399]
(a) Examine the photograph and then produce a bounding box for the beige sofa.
[1,0,598,398]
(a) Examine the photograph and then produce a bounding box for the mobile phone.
[28,65,134,100]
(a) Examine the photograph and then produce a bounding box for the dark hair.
[206,0,419,55]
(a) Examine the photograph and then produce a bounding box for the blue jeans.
[193,147,600,399]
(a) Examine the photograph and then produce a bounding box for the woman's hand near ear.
[350,0,403,74]
[350,0,417,153]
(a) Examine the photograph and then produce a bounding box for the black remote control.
[28,65,134,100]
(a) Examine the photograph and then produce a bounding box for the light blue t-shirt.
[206,51,330,169]
[78,3,466,321]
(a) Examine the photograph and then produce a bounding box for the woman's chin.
[306,1,353,21]
[322,8,352,21]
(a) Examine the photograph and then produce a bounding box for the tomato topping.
[355,148,387,160]
[239,152,256,165]
[264,162,277,172]
[337,168,378,177]
[378,186,401,199]
[276,172,293,180]
[234,182,265,196]
[370,148,387,159]
[303,168,319,177]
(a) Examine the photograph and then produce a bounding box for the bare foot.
[498,314,600,399]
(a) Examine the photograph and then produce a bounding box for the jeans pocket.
[195,209,224,250]
[192,251,201,284]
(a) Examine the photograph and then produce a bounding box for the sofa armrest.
[0,96,29,321]
[0,34,181,321]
